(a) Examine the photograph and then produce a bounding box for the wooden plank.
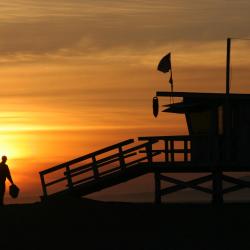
[99,166,122,177]
[139,162,213,172]
[39,139,134,175]
[69,152,137,175]
[71,176,95,186]
[45,176,68,187]
[222,175,250,187]
[138,161,250,172]
[92,155,99,179]
[161,183,212,195]
[139,149,191,154]
[164,140,169,162]
[71,166,150,196]
[160,174,213,183]
[118,146,126,170]
[65,165,73,189]
[42,147,143,196]
[146,161,250,173]
[75,151,156,181]
[67,141,156,177]
[40,173,48,197]
[68,166,93,178]
[125,152,161,168]
[122,141,158,155]
[223,184,246,194]
[160,175,213,195]
[161,182,212,195]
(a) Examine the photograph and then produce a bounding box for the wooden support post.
[212,169,223,205]
[145,141,161,203]
[184,139,188,162]
[154,172,161,204]
[170,140,174,162]
[65,165,73,190]
[92,155,99,180]
[40,173,47,199]
[118,146,126,170]
[164,140,169,162]
[146,142,153,165]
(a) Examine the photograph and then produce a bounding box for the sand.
[0,197,249,250]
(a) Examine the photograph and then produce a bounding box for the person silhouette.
[0,156,14,206]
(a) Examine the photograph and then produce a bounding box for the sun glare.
[0,135,24,159]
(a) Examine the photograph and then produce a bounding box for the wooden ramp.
[39,139,159,201]
[39,135,250,203]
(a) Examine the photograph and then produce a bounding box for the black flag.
[157,53,171,73]
[157,52,174,91]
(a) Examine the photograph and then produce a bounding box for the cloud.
[0,0,249,135]
[0,0,250,57]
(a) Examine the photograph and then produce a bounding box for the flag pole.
[225,37,231,162]
[170,68,174,103]
[212,38,231,204]
[170,69,173,92]
[226,38,231,95]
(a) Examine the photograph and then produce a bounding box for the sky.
[1,0,250,203]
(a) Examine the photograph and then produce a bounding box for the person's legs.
[0,183,5,206]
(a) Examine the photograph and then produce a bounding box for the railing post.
[170,140,174,162]
[118,146,126,170]
[211,135,224,205]
[146,142,153,165]
[184,139,188,162]
[92,155,99,180]
[164,140,169,162]
[212,169,223,205]
[40,173,48,199]
[65,165,73,190]
[144,140,161,204]
[188,139,191,162]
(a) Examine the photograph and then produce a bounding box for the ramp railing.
[39,138,158,199]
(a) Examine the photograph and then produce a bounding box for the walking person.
[0,156,14,206]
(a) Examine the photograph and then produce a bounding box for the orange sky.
[1,0,250,203]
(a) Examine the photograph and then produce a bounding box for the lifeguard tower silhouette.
[39,38,250,204]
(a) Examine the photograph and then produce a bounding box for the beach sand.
[0,197,249,249]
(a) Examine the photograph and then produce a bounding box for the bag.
[9,184,20,198]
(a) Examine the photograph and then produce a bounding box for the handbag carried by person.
[9,184,19,198]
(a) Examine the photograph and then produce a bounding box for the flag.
[157,52,174,90]
[157,53,171,73]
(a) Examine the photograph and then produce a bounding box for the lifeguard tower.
[149,90,250,204]
[146,38,250,204]
[39,38,250,204]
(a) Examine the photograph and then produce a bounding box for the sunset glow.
[1,0,250,203]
